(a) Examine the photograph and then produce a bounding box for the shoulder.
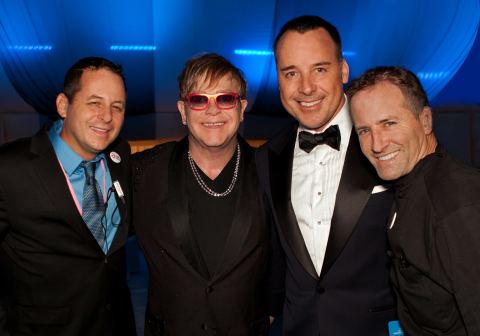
[132,141,176,168]
[257,121,297,157]
[0,136,31,158]
[425,151,480,215]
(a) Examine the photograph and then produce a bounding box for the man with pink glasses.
[132,53,272,336]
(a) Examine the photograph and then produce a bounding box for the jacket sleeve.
[437,204,480,334]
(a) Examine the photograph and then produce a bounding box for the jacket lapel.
[268,124,318,280]
[320,130,378,279]
[212,139,255,281]
[29,130,100,249]
[167,139,210,279]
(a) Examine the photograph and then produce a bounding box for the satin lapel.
[29,130,100,249]
[167,139,210,279]
[320,130,378,279]
[269,126,318,280]
[212,140,254,281]
[105,143,129,255]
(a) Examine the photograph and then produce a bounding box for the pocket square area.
[372,185,389,194]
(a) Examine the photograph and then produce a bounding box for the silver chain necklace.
[187,143,241,197]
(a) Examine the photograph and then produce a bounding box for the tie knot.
[298,124,341,153]
[80,161,96,184]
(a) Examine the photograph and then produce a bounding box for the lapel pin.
[110,151,121,163]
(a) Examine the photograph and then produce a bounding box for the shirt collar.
[48,119,105,176]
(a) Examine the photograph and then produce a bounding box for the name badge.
[388,320,405,336]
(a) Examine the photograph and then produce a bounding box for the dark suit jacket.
[0,128,136,336]
[256,122,396,335]
[132,137,270,336]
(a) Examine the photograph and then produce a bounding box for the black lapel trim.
[320,130,378,279]
[167,138,210,279]
[269,125,318,280]
[30,129,101,251]
[212,138,255,281]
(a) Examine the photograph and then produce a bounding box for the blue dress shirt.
[48,120,120,253]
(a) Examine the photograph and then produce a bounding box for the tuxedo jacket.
[256,123,396,335]
[132,137,270,336]
[0,128,136,336]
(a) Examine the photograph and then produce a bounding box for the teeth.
[378,151,398,161]
[91,126,108,132]
[204,122,224,126]
[299,100,320,107]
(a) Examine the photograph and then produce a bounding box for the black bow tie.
[298,125,341,153]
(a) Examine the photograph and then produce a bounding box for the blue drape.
[0,0,478,117]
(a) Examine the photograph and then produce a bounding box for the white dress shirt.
[291,97,353,275]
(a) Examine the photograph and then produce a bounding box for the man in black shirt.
[347,66,480,335]
[132,53,271,336]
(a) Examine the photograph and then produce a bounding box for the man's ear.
[56,93,69,119]
[341,59,349,84]
[239,99,248,122]
[419,106,433,135]
[177,100,187,125]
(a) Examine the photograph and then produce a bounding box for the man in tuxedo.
[132,53,270,336]
[256,15,397,335]
[0,57,136,336]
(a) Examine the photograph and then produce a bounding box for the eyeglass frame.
[183,92,242,111]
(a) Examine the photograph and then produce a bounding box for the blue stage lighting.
[417,71,449,80]
[110,45,156,51]
[234,49,356,57]
[7,45,52,51]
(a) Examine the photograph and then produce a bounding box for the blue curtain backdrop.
[0,0,478,117]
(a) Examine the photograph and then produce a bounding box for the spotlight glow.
[234,49,356,57]
[7,45,52,51]
[110,45,157,51]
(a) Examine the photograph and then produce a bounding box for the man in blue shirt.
[0,57,136,336]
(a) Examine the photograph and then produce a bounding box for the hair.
[178,53,246,100]
[346,66,429,116]
[274,15,343,60]
[63,56,125,101]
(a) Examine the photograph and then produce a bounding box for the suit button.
[104,258,108,264]
[316,284,325,294]
[106,303,112,311]
[205,286,213,294]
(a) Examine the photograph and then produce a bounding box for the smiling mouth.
[378,151,399,161]
[298,99,322,108]
[203,122,225,127]
[90,126,110,134]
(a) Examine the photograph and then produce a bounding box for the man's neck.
[188,138,238,180]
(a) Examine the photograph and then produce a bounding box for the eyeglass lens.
[188,93,237,110]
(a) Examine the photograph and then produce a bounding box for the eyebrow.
[279,61,332,72]
[87,94,124,105]
[87,94,104,100]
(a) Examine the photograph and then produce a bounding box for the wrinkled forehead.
[190,72,240,93]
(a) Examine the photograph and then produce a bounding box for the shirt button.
[317,220,321,225]
[317,191,322,196]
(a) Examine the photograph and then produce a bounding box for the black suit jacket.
[256,122,396,335]
[0,128,136,336]
[132,137,270,336]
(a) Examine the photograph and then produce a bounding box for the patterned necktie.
[81,161,105,247]
[298,124,341,153]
